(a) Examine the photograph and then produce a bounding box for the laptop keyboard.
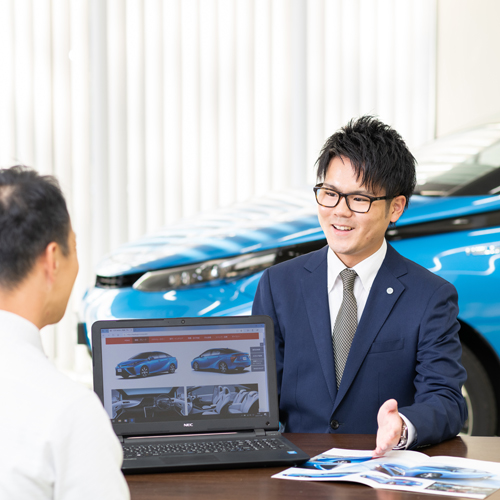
[123,438,288,458]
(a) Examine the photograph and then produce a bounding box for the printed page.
[273,448,500,499]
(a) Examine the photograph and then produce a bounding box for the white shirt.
[327,239,416,448]
[0,310,130,500]
[327,239,388,324]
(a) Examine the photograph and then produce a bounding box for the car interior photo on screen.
[111,384,260,423]
[80,122,500,437]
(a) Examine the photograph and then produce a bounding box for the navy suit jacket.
[252,244,467,447]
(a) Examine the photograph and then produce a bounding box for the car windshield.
[414,126,500,196]
[130,353,150,360]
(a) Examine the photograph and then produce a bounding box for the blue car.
[80,122,500,436]
[283,464,368,478]
[360,475,422,487]
[115,351,177,378]
[305,456,373,470]
[191,348,251,374]
[375,464,493,480]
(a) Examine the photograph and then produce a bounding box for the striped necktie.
[332,268,358,388]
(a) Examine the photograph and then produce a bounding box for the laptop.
[91,315,309,473]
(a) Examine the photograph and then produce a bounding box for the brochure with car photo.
[274,448,500,499]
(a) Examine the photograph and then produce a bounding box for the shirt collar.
[0,310,43,351]
[327,239,388,293]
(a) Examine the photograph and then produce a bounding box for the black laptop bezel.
[92,315,280,437]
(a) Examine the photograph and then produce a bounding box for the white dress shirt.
[327,239,416,448]
[0,310,130,500]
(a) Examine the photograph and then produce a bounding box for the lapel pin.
[386,287,394,294]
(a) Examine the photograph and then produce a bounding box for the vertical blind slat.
[107,0,128,249]
[217,0,236,207]
[89,0,110,269]
[126,0,146,242]
[253,0,272,195]
[235,0,255,202]
[306,0,325,178]
[181,0,200,218]
[271,0,291,190]
[163,0,182,224]
[145,0,165,231]
[14,0,35,166]
[33,0,52,176]
[200,0,219,213]
[0,0,16,165]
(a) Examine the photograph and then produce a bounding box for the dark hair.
[315,115,417,207]
[0,166,70,289]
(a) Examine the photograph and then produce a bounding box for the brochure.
[273,448,500,498]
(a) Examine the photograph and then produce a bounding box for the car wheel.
[193,362,199,371]
[140,366,149,377]
[169,364,176,373]
[461,345,497,436]
[416,473,441,479]
[219,362,228,374]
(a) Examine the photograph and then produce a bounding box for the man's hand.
[373,399,403,456]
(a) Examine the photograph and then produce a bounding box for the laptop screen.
[92,316,280,437]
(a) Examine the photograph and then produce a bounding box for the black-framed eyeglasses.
[313,184,394,213]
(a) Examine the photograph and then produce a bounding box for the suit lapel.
[301,246,338,402]
[333,245,408,410]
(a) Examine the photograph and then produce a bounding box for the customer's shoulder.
[25,350,93,406]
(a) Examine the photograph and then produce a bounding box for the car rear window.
[415,127,500,196]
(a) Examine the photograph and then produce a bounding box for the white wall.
[436,0,500,136]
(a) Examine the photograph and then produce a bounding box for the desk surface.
[126,434,500,500]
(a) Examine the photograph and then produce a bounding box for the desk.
[126,434,500,500]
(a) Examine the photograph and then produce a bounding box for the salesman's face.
[317,156,405,268]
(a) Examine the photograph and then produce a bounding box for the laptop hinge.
[118,435,124,443]
[255,429,266,437]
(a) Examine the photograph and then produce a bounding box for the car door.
[210,349,222,369]
[199,350,215,369]
[155,352,168,372]
[147,353,161,373]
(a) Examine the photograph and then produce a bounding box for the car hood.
[96,190,500,277]
[117,360,141,366]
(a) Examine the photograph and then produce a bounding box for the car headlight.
[132,250,277,292]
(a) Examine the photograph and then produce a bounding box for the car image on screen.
[191,348,251,374]
[115,351,178,378]
[80,122,500,436]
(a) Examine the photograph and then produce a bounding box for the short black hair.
[0,166,70,289]
[315,115,417,207]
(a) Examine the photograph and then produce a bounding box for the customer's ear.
[40,242,59,287]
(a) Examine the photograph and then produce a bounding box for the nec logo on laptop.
[184,423,194,427]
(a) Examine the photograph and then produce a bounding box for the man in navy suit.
[252,116,467,454]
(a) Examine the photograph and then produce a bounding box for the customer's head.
[0,166,72,291]
[315,115,417,208]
